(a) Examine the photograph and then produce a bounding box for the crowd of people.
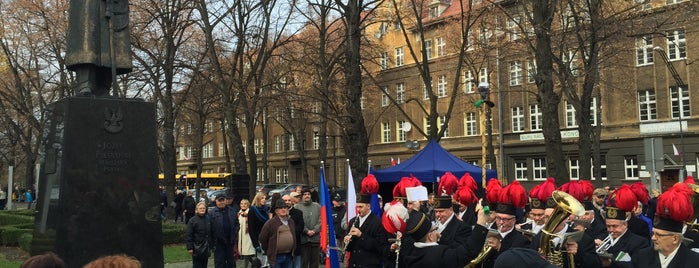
[0,183,35,210]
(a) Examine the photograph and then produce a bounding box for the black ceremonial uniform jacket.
[605,230,649,263]
[585,217,608,241]
[438,213,472,248]
[530,229,601,268]
[346,213,389,268]
[482,227,531,268]
[611,244,699,268]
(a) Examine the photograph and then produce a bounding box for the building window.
[395,47,404,66]
[667,29,686,61]
[465,112,477,136]
[437,75,447,97]
[424,117,431,136]
[381,86,389,107]
[439,115,449,137]
[257,167,264,182]
[178,146,185,160]
[429,6,439,18]
[397,121,407,142]
[533,158,547,180]
[638,90,657,121]
[514,160,528,180]
[566,101,577,128]
[624,156,639,180]
[275,169,282,183]
[510,61,522,86]
[218,143,224,157]
[569,158,579,180]
[508,16,520,41]
[274,135,280,152]
[530,104,542,131]
[527,59,537,83]
[590,97,599,126]
[464,71,475,93]
[313,135,319,149]
[636,35,654,66]
[437,37,446,57]
[254,139,260,154]
[424,39,433,60]
[479,68,488,84]
[670,85,690,119]
[380,51,389,70]
[479,27,491,45]
[396,83,405,103]
[593,155,608,180]
[382,122,391,143]
[563,50,578,76]
[289,135,296,151]
[512,107,525,132]
[423,79,432,100]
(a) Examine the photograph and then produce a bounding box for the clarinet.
[388,236,401,268]
[343,218,360,251]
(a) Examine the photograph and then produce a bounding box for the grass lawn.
[0,255,22,268]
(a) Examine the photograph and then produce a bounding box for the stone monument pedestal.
[33,97,163,267]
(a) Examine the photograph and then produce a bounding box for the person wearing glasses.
[483,181,531,268]
[611,183,699,268]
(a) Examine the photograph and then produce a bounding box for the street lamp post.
[654,46,687,178]
[476,82,495,187]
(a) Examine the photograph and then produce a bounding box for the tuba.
[685,183,699,232]
[539,191,585,268]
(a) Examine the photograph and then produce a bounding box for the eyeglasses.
[495,216,515,222]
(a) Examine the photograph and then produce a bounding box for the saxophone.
[539,191,585,268]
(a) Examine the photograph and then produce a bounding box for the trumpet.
[596,235,613,258]
[343,218,360,251]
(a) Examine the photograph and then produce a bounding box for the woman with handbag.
[186,202,211,268]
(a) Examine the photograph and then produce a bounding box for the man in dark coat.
[610,183,699,268]
[331,193,347,249]
[183,191,197,224]
[209,194,240,268]
[598,187,650,267]
[529,217,601,267]
[482,182,531,268]
[344,193,389,268]
[433,194,472,248]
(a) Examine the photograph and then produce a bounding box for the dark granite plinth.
[33,97,163,268]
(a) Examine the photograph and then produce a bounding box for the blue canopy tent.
[373,140,497,184]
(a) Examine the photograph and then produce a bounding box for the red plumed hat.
[559,181,585,203]
[685,176,696,185]
[530,178,556,209]
[459,173,478,192]
[393,177,411,199]
[437,172,459,197]
[485,178,502,206]
[578,180,594,202]
[605,184,637,220]
[360,174,379,194]
[382,200,409,234]
[496,181,527,215]
[454,187,477,207]
[655,183,694,233]
[630,182,650,205]
[409,174,422,187]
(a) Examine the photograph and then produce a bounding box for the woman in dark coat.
[248,192,270,249]
[186,202,211,268]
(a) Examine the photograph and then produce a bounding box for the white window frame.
[437,37,446,57]
[396,83,405,104]
[638,89,658,122]
[510,61,522,86]
[569,158,580,180]
[380,51,389,70]
[465,112,477,136]
[424,39,433,60]
[670,85,690,119]
[508,16,520,41]
[533,158,547,180]
[395,47,404,66]
[437,75,447,97]
[530,104,542,131]
[527,59,537,83]
[424,117,431,136]
[313,135,319,149]
[479,68,489,84]
[667,29,686,61]
[566,101,578,128]
[218,143,224,157]
[397,121,407,142]
[514,160,528,181]
[382,122,391,143]
[512,107,525,133]
[289,135,296,151]
[636,35,654,66]
[274,135,280,152]
[624,156,639,180]
[464,71,475,93]
[439,115,448,137]
[381,86,389,107]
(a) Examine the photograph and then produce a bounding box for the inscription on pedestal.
[96,142,131,172]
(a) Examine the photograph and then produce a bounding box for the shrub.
[18,233,32,252]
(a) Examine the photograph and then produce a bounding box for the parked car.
[256,184,284,195]
[268,184,303,197]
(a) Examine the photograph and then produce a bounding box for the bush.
[18,233,32,252]
[0,227,32,246]
[162,223,186,245]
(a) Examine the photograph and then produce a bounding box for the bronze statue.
[66,0,132,96]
